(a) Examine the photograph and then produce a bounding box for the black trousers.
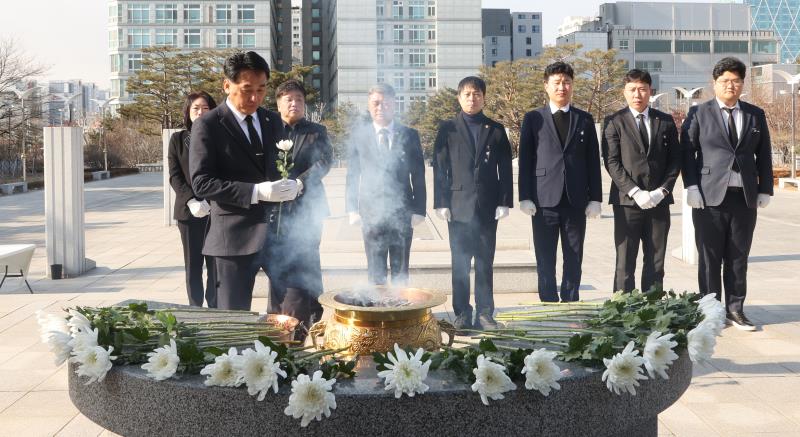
[448,215,498,317]
[177,217,216,308]
[362,219,412,285]
[693,187,757,314]
[612,204,671,293]
[533,196,587,302]
[214,245,273,311]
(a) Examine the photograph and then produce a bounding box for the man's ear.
[223,78,231,94]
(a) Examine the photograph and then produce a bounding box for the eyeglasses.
[716,79,744,87]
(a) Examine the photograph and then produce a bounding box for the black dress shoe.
[727,312,756,331]
[453,313,472,331]
[475,314,498,331]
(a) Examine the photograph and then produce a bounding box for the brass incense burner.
[310,286,455,354]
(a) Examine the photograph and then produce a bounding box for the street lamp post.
[91,98,117,172]
[10,87,42,182]
[773,71,800,180]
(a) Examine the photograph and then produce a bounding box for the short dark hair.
[223,51,270,83]
[623,69,652,86]
[275,79,307,100]
[712,57,746,81]
[183,91,217,130]
[544,62,574,81]
[457,76,486,94]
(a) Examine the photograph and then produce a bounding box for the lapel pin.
[485,125,489,129]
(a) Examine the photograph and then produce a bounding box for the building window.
[619,40,629,50]
[128,4,149,24]
[128,29,150,48]
[392,0,403,19]
[393,48,404,66]
[491,36,497,45]
[634,60,663,72]
[377,49,385,65]
[377,71,385,84]
[396,96,405,112]
[409,48,425,67]
[499,24,506,32]
[427,49,436,64]
[714,40,749,54]
[675,40,710,53]
[109,3,123,23]
[238,29,255,48]
[393,72,404,90]
[427,0,435,16]
[526,49,532,56]
[128,53,143,72]
[155,4,178,23]
[216,4,231,23]
[409,72,426,90]
[409,0,424,19]
[752,40,776,54]
[184,29,201,48]
[518,14,526,19]
[312,36,320,46]
[312,78,321,89]
[427,24,435,40]
[393,25,404,43]
[635,40,671,53]
[517,25,525,33]
[428,73,437,88]
[216,29,232,48]
[377,24,384,41]
[312,50,320,61]
[311,22,320,32]
[532,25,540,33]
[312,8,320,18]
[526,37,531,45]
[376,0,385,17]
[108,29,122,49]
[238,4,255,22]
[490,48,497,56]
[155,29,178,47]
[184,4,201,23]
[532,14,540,20]
[409,25,425,43]
[110,54,122,73]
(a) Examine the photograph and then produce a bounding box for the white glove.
[435,208,451,222]
[585,201,602,219]
[348,212,362,226]
[648,188,666,206]
[686,185,704,209]
[296,179,304,195]
[757,193,771,208]
[256,179,299,202]
[494,206,509,220]
[411,214,426,227]
[632,188,656,209]
[520,200,537,216]
[187,198,210,218]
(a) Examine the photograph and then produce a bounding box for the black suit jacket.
[681,99,774,208]
[345,122,426,226]
[602,107,682,206]
[168,129,204,221]
[278,118,334,221]
[189,103,284,256]
[433,112,513,222]
[518,105,602,208]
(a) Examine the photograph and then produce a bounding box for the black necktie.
[723,107,740,172]
[244,114,263,154]
[553,110,569,147]
[378,128,390,151]
[637,113,649,153]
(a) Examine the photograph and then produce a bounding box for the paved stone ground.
[1,169,799,436]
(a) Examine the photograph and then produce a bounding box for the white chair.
[0,244,35,293]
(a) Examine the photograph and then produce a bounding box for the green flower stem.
[499,308,599,315]
[160,308,261,315]
[514,301,602,307]
[299,346,351,361]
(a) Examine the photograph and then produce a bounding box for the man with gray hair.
[346,84,426,285]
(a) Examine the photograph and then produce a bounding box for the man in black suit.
[602,69,682,293]
[190,51,301,310]
[433,76,513,330]
[682,57,774,331]
[518,62,603,303]
[267,79,332,329]
[346,83,426,285]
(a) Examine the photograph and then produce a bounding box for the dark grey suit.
[190,103,284,310]
[602,107,681,293]
[518,105,602,302]
[681,98,773,313]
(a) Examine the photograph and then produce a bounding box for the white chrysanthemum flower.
[687,325,716,363]
[71,345,116,385]
[376,343,431,398]
[36,310,70,340]
[67,309,92,335]
[521,348,562,396]
[284,370,337,427]
[643,331,679,379]
[602,341,648,395]
[234,340,287,401]
[276,139,294,152]
[69,327,99,354]
[45,331,73,365]
[200,347,241,387]
[141,339,180,381]
[697,294,726,337]
[471,354,516,405]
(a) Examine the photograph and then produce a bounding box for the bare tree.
[0,37,46,95]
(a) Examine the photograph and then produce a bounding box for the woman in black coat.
[168,91,218,307]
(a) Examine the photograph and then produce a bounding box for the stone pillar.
[163,129,180,227]
[43,127,96,278]
[671,188,698,265]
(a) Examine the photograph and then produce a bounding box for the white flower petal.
[378,343,431,399]
[71,345,116,384]
[233,340,286,401]
[284,370,337,427]
[521,348,562,396]
[601,341,648,396]
[141,339,180,381]
[643,331,678,379]
[471,355,516,405]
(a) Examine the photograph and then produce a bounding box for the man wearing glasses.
[681,57,774,331]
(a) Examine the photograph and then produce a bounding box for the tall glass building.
[745,0,800,63]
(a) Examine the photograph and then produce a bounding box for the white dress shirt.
[548,101,571,114]
[373,120,395,150]
[629,106,652,144]
[226,98,263,145]
[715,98,743,188]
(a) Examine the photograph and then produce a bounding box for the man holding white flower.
[190,51,302,310]
[346,83,426,285]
